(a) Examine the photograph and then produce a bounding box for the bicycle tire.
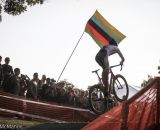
[89,84,107,115]
[112,74,129,102]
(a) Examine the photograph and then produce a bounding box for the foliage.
[141,75,154,88]
[26,0,44,6]
[0,0,45,22]
[57,80,75,89]
[141,63,160,87]
[4,0,27,15]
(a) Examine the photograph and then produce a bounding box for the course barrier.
[0,91,97,123]
[82,77,160,130]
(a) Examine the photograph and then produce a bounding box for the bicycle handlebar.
[110,64,123,71]
[92,64,123,73]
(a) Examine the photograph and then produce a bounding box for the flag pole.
[57,31,85,82]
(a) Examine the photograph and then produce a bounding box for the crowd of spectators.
[0,56,89,109]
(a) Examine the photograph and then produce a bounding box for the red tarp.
[82,77,160,130]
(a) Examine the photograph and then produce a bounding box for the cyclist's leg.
[95,49,109,94]
[102,55,109,95]
[95,49,106,69]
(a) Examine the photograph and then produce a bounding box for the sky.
[0,0,160,90]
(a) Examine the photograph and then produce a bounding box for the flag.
[85,10,126,48]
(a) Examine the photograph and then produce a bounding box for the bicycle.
[89,64,129,115]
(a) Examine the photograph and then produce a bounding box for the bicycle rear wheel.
[113,74,129,102]
[89,84,107,115]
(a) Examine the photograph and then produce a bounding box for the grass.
[0,116,46,129]
[0,117,87,130]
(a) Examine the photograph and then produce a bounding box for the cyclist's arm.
[116,48,125,65]
[108,45,125,64]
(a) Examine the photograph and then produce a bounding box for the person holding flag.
[95,38,125,96]
[85,10,126,97]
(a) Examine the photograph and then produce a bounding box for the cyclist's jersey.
[105,45,123,57]
[95,45,124,69]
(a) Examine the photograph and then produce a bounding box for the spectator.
[41,78,51,101]
[30,72,40,100]
[73,89,80,106]
[79,90,89,109]
[0,56,3,90]
[38,74,46,98]
[19,74,30,97]
[49,78,57,102]
[39,74,46,88]
[2,57,14,93]
[11,68,21,95]
[67,87,76,105]
[58,88,67,104]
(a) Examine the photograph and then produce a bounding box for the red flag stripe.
[86,23,109,46]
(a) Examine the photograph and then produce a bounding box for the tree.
[56,80,75,89]
[141,74,154,88]
[0,0,45,22]
[141,63,160,87]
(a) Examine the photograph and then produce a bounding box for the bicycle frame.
[90,64,128,114]
[92,64,122,95]
[92,69,103,85]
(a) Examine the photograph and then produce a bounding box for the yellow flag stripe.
[94,10,126,43]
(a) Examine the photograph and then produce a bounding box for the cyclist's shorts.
[95,48,107,69]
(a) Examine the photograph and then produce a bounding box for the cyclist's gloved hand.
[120,60,124,65]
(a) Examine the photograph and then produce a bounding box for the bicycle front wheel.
[89,84,107,115]
[113,74,129,102]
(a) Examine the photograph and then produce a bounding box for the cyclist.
[95,39,125,97]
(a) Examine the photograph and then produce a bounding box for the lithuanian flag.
[85,10,126,48]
